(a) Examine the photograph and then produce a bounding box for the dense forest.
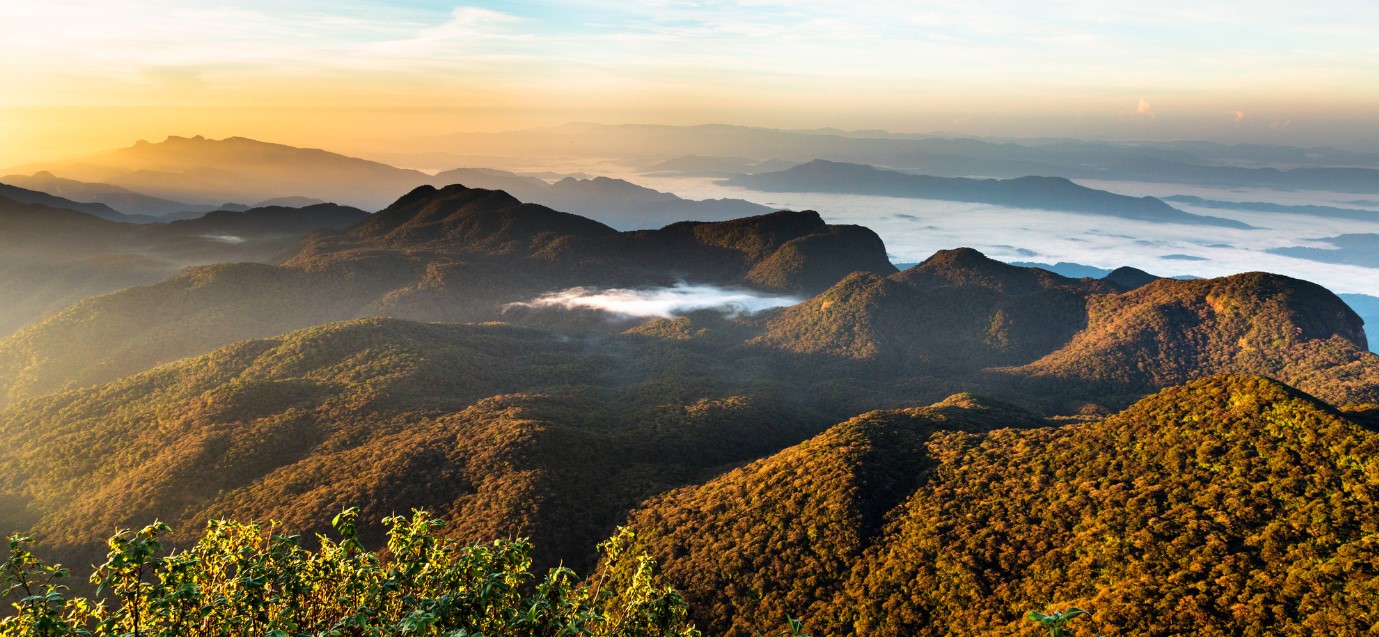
[4,184,1379,635]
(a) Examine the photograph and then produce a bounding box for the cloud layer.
[508,283,801,319]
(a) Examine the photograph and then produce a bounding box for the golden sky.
[4,0,1378,167]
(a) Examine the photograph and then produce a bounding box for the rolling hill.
[0,317,841,572]
[623,374,1379,636]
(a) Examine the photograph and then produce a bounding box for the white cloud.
[507,283,801,319]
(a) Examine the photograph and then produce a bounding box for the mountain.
[754,248,1379,410]
[0,182,133,221]
[1164,195,1379,221]
[0,196,369,338]
[430,167,772,230]
[250,196,327,208]
[153,203,369,240]
[640,155,798,177]
[8,136,772,224]
[1,171,220,218]
[1103,265,1161,290]
[539,176,772,229]
[0,317,841,571]
[622,394,1045,637]
[1269,233,1379,267]
[427,167,552,199]
[0,186,895,404]
[1003,271,1377,406]
[1008,261,1114,279]
[756,249,1118,370]
[726,160,1251,228]
[3,187,1373,413]
[403,124,1379,193]
[3,186,1379,636]
[624,374,1379,636]
[7,136,431,210]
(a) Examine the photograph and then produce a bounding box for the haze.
[5,0,1379,166]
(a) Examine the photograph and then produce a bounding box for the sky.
[3,0,1379,166]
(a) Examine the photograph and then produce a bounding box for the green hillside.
[0,318,845,573]
[626,375,1379,636]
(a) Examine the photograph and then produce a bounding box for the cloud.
[1136,98,1156,119]
[365,6,533,58]
[507,283,801,318]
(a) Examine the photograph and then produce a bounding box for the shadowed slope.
[0,318,831,572]
[757,249,1113,369]
[1003,272,1377,405]
[0,187,894,405]
[623,395,1044,637]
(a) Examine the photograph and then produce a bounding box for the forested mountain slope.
[626,375,1379,636]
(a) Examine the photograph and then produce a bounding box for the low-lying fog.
[625,172,1379,298]
[508,283,801,319]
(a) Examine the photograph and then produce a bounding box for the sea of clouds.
[626,172,1379,298]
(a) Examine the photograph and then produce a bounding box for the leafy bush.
[2,509,701,637]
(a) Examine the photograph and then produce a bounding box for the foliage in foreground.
[1026,608,1092,637]
[1,509,704,637]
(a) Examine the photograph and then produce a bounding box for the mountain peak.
[900,247,1097,295]
[343,183,615,254]
[919,246,995,267]
[1105,265,1160,290]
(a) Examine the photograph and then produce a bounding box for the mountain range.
[429,168,771,229]
[23,135,1363,232]
[1269,233,1379,268]
[390,123,1379,193]
[5,137,770,227]
[4,136,430,210]
[726,160,1251,227]
[2,182,1378,636]
[0,194,367,337]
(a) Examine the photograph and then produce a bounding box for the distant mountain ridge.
[0,194,368,337]
[404,123,1379,193]
[8,136,772,226]
[726,160,1251,227]
[6,136,432,210]
[0,182,132,221]
[1,171,223,218]
[1269,233,1379,268]
[429,168,772,229]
